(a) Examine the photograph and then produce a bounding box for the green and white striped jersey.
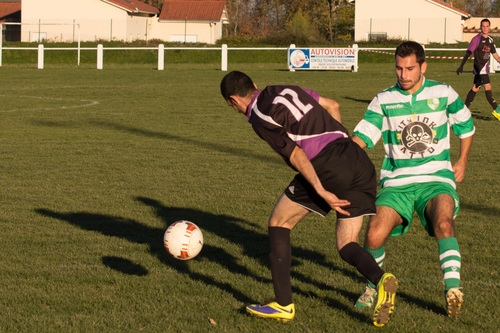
[353,77,475,189]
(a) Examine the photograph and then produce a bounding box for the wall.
[150,20,222,44]
[355,0,464,44]
[21,0,151,42]
[20,0,223,44]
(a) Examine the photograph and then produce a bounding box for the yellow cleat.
[246,301,295,322]
[373,273,398,327]
[492,110,500,122]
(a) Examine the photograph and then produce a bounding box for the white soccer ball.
[163,220,203,260]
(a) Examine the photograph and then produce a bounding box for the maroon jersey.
[246,85,349,169]
[468,33,497,74]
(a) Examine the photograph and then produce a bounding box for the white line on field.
[0,95,100,113]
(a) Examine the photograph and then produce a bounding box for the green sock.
[364,245,385,288]
[438,237,461,291]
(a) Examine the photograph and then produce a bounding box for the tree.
[490,0,500,16]
[223,0,355,42]
[143,0,164,10]
[444,0,497,16]
[325,0,353,43]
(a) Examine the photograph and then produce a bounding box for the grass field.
[0,61,498,332]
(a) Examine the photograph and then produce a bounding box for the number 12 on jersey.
[272,88,313,121]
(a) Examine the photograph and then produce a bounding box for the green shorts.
[376,182,460,237]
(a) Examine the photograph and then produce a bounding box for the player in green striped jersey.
[352,41,475,318]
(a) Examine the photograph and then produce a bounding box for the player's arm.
[289,145,351,215]
[492,52,500,64]
[352,135,367,148]
[456,50,472,75]
[453,135,473,183]
[318,96,341,123]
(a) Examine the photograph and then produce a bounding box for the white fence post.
[38,44,44,69]
[221,44,227,71]
[0,23,3,67]
[158,44,164,71]
[352,44,358,72]
[97,44,103,70]
[288,44,295,72]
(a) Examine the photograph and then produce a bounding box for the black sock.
[485,90,498,109]
[465,89,476,107]
[268,227,293,306]
[339,242,384,286]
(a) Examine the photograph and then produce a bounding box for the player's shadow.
[34,197,369,321]
[101,256,148,276]
[87,120,283,167]
[461,202,500,217]
[137,196,366,284]
[398,291,447,316]
[468,109,496,121]
[343,96,372,105]
[35,204,265,303]
[137,196,370,321]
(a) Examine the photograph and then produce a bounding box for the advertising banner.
[288,47,358,71]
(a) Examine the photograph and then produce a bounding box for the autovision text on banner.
[288,46,358,72]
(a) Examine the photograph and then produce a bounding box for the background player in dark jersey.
[457,18,500,121]
[220,71,397,327]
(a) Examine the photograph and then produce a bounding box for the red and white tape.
[359,49,471,59]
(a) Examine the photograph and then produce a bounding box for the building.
[19,0,228,44]
[0,0,21,41]
[158,0,228,44]
[354,0,470,44]
[463,17,500,43]
[21,0,159,42]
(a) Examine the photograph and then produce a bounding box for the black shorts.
[284,139,377,219]
[474,74,490,87]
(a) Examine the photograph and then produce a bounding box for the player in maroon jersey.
[220,71,397,326]
[457,18,500,121]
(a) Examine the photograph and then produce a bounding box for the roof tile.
[103,0,160,14]
[159,1,226,21]
[0,2,21,19]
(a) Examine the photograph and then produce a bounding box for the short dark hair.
[395,41,426,65]
[481,18,491,26]
[220,71,256,101]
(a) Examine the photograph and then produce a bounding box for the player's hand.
[453,161,466,183]
[456,66,463,75]
[318,190,351,216]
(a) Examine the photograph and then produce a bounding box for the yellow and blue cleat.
[246,301,295,322]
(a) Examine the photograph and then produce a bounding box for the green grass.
[0,62,498,332]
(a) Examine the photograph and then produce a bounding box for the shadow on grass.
[35,203,261,304]
[343,96,372,105]
[469,109,496,121]
[101,256,148,276]
[397,291,446,316]
[461,202,500,217]
[35,196,372,323]
[87,120,283,167]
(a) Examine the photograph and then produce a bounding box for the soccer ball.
[163,220,203,260]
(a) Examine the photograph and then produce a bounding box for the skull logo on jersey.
[401,121,434,154]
